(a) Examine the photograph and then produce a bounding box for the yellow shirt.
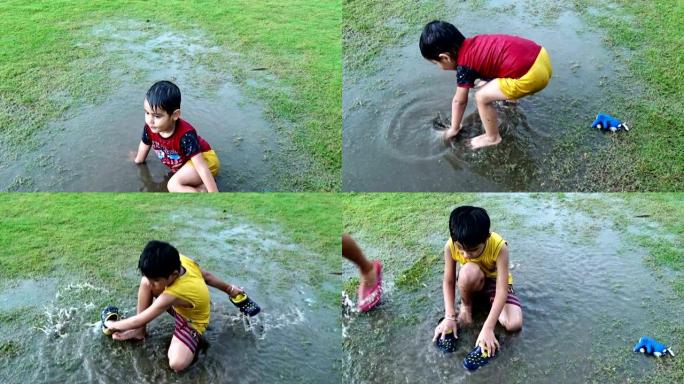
[448,232,513,284]
[163,255,210,333]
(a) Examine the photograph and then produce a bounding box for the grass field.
[343,193,684,382]
[0,193,340,282]
[0,0,341,191]
[343,0,683,191]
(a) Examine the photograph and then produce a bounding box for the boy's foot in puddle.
[112,328,146,341]
[470,134,502,149]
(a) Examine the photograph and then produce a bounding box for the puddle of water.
[0,20,282,191]
[342,195,684,382]
[343,1,633,191]
[0,210,340,383]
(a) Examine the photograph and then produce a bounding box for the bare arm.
[442,241,458,318]
[445,87,469,138]
[201,269,242,298]
[190,153,219,192]
[483,245,510,331]
[434,240,460,341]
[106,293,175,331]
[475,245,510,355]
[134,141,151,164]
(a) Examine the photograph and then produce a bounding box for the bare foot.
[470,134,502,149]
[457,306,473,326]
[112,328,146,341]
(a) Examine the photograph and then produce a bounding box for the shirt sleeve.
[456,65,479,88]
[179,131,201,158]
[141,126,151,145]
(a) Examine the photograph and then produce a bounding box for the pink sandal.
[358,260,383,312]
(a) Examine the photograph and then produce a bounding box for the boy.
[432,206,522,356]
[104,241,255,372]
[133,81,220,192]
[420,21,552,149]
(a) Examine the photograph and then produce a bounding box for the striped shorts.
[482,278,522,308]
[168,308,201,355]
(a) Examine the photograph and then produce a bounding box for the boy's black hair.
[138,240,181,279]
[419,20,466,61]
[449,206,490,248]
[145,80,181,115]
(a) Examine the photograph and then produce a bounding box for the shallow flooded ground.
[343,194,683,383]
[0,20,291,191]
[0,204,340,383]
[343,1,634,191]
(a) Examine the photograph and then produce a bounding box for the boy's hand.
[476,327,499,356]
[433,317,458,341]
[443,126,461,142]
[226,284,245,297]
[104,320,117,331]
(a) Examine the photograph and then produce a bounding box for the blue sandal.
[463,345,496,371]
[230,293,261,316]
[434,317,458,353]
[100,305,121,335]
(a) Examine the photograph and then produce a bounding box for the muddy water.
[0,20,282,191]
[342,195,683,383]
[343,1,632,191]
[0,211,340,383]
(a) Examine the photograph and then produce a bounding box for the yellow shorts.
[189,149,220,177]
[498,47,552,100]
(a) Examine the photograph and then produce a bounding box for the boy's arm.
[201,269,242,298]
[477,245,510,354]
[442,241,458,318]
[434,240,459,341]
[134,141,151,164]
[105,293,175,331]
[445,87,469,140]
[190,153,219,192]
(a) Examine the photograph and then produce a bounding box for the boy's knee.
[167,178,180,192]
[141,276,151,287]
[458,263,483,289]
[502,314,523,332]
[168,357,191,373]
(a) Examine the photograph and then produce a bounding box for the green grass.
[0,0,340,191]
[343,0,445,74]
[549,0,684,191]
[0,193,340,283]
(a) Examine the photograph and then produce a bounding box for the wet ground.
[343,1,634,191]
[0,20,285,191]
[0,208,340,383]
[342,194,683,383]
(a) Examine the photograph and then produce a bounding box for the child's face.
[454,241,485,259]
[144,99,180,134]
[147,272,178,296]
[431,53,457,71]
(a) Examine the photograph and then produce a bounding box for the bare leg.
[471,80,509,149]
[112,276,153,341]
[498,303,523,331]
[342,234,376,288]
[168,336,195,372]
[167,163,205,192]
[456,262,485,326]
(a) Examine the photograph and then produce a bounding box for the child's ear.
[438,53,454,63]
[171,109,181,120]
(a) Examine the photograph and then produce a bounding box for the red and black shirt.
[456,34,542,88]
[142,118,211,173]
